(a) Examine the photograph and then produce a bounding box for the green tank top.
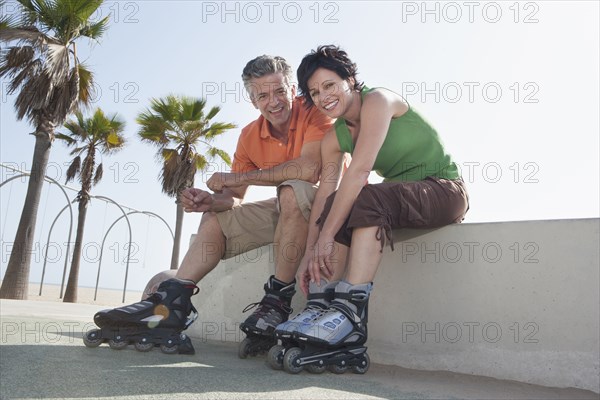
[334,86,460,182]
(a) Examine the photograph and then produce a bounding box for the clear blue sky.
[1,1,598,291]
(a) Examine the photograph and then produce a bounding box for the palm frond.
[205,105,221,121]
[93,162,103,185]
[79,16,109,40]
[137,94,235,196]
[193,154,208,170]
[0,0,18,29]
[65,155,80,183]
[0,26,50,46]
[54,132,77,145]
[69,145,86,156]
[208,147,232,166]
[149,96,179,123]
[45,41,69,82]
[203,122,237,139]
[161,148,178,162]
[2,0,108,127]
[139,130,168,146]
[75,62,93,107]
[63,111,87,139]
[14,68,51,120]
[0,46,35,79]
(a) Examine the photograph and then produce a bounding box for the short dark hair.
[297,45,364,107]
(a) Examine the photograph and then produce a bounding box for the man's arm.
[207,140,321,191]
[240,140,321,185]
[181,185,248,213]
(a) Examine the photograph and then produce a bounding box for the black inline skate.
[267,279,337,370]
[83,278,199,355]
[282,281,372,374]
[238,275,295,359]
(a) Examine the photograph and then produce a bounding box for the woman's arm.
[309,90,402,281]
[320,90,403,238]
[297,129,344,294]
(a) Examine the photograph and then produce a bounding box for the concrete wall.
[188,218,600,393]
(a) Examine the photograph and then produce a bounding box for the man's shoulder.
[239,115,265,141]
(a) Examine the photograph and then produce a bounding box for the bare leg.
[344,226,383,285]
[176,212,226,283]
[330,242,349,282]
[272,186,309,283]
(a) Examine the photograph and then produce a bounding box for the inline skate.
[282,281,372,374]
[238,275,295,359]
[267,279,337,371]
[83,278,199,355]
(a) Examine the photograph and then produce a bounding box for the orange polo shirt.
[232,97,333,173]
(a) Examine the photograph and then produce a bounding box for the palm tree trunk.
[170,201,184,270]
[63,197,89,303]
[0,127,53,299]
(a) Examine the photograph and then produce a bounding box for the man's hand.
[207,172,244,192]
[181,188,214,212]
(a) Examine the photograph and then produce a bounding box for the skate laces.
[146,292,164,304]
[290,304,324,321]
[243,296,292,317]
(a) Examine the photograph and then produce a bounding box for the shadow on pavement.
[0,339,429,399]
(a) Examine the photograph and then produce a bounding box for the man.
[91,55,332,354]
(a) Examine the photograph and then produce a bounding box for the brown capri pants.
[215,179,318,259]
[317,177,469,251]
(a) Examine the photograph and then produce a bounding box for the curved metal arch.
[93,196,132,303]
[0,172,75,298]
[39,201,77,296]
[93,210,175,301]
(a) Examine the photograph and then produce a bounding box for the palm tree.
[0,1,16,29]
[56,109,126,302]
[137,95,236,270]
[0,0,108,299]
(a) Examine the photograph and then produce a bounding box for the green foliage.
[0,0,108,127]
[137,95,236,198]
[58,108,126,188]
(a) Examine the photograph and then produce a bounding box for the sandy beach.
[1,281,144,306]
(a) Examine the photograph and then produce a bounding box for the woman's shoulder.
[361,86,409,117]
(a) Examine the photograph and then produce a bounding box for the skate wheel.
[352,353,370,374]
[134,338,154,352]
[160,343,179,354]
[108,338,128,350]
[328,363,348,374]
[267,344,285,370]
[82,329,103,348]
[283,347,304,374]
[306,363,327,374]
[238,337,252,359]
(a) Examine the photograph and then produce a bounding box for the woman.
[273,45,469,373]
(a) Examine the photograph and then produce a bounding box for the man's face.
[248,72,296,130]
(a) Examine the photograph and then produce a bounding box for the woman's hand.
[307,233,336,286]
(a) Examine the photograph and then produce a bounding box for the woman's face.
[307,67,355,118]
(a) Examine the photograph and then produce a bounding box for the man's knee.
[278,185,303,218]
[200,211,221,229]
[193,212,225,257]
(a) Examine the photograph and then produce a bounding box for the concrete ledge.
[189,218,600,393]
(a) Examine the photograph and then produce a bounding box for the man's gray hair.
[242,55,293,90]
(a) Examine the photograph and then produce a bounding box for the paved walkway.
[1,299,597,400]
